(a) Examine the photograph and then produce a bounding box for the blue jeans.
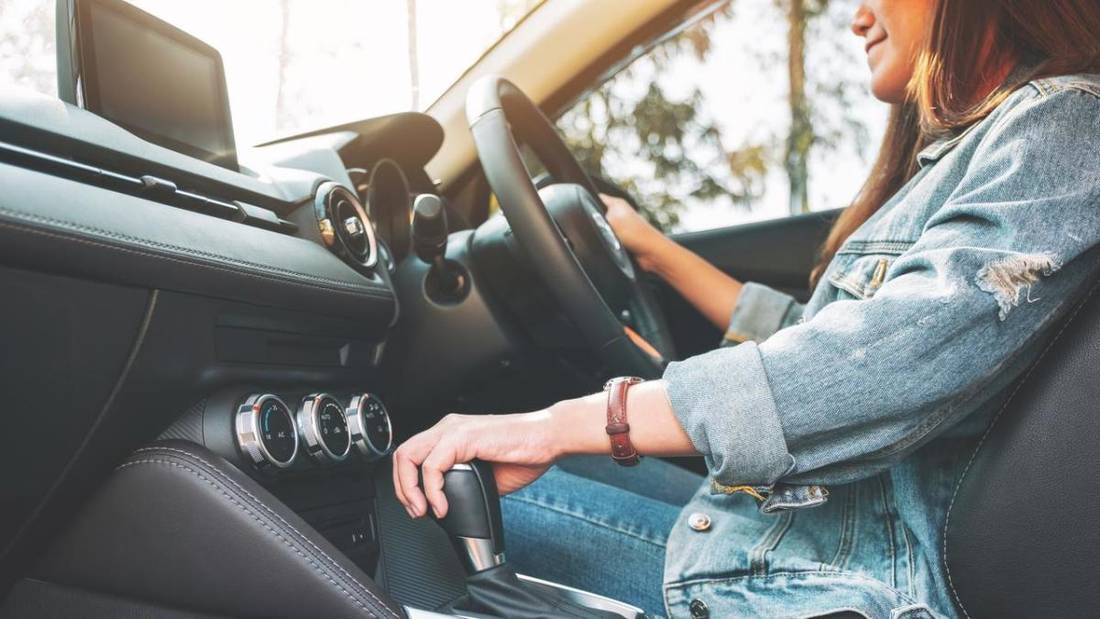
[501,456,703,618]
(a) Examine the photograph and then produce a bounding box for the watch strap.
[605,376,643,466]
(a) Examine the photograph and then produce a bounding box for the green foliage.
[557,0,869,230]
[558,4,762,229]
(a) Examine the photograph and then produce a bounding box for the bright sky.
[125,0,531,147]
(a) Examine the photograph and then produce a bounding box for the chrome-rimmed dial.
[297,393,352,463]
[235,394,298,469]
[346,393,393,461]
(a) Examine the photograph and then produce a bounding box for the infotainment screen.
[57,0,238,170]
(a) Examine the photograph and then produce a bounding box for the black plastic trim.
[0,140,297,233]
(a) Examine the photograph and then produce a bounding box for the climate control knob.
[297,393,352,463]
[235,394,298,469]
[346,393,393,461]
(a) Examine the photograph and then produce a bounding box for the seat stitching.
[117,458,382,617]
[942,277,1100,618]
[131,448,402,615]
[0,216,389,299]
[128,448,400,617]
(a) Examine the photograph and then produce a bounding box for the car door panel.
[657,209,840,358]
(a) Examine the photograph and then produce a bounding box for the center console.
[158,388,645,618]
[158,387,395,578]
[17,385,645,618]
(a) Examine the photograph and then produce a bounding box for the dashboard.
[0,72,447,591]
[1,2,688,613]
[0,0,506,599]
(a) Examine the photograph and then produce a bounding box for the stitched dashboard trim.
[0,205,390,298]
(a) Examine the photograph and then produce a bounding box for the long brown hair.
[812,0,1100,285]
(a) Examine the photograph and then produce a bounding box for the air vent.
[314,181,378,270]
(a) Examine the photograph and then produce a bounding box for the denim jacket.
[661,74,1100,618]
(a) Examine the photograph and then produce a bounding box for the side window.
[0,1,57,97]
[557,0,887,233]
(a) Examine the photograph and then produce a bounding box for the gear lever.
[434,461,506,573]
[431,461,630,618]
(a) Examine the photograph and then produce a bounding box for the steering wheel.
[466,76,676,380]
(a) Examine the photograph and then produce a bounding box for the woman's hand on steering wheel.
[392,412,559,519]
[600,194,668,274]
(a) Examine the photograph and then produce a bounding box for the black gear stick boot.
[432,461,628,619]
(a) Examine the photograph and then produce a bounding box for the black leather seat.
[945,279,1100,618]
[11,442,406,619]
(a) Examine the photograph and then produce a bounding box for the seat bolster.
[945,279,1100,618]
[32,440,404,619]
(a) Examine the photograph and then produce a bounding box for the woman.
[395,0,1100,616]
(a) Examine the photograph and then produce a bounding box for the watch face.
[259,398,296,464]
[318,399,350,456]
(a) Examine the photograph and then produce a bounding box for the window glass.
[0,0,56,97]
[557,0,888,233]
[0,0,542,147]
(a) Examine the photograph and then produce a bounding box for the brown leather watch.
[604,376,644,466]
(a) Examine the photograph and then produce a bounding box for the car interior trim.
[0,163,397,322]
[0,139,299,234]
[943,273,1100,617]
[32,442,405,618]
[0,288,158,566]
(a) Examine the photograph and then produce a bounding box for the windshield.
[0,0,542,146]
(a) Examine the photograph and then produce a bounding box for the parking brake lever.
[435,461,506,573]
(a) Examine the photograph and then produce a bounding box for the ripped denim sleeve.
[664,87,1100,488]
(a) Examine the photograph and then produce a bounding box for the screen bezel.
[70,0,238,171]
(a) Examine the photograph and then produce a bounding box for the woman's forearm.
[391,379,698,517]
[643,235,744,331]
[548,379,698,458]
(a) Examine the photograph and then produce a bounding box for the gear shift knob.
[435,461,506,573]
[431,463,636,617]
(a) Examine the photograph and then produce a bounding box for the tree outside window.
[557,0,888,233]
